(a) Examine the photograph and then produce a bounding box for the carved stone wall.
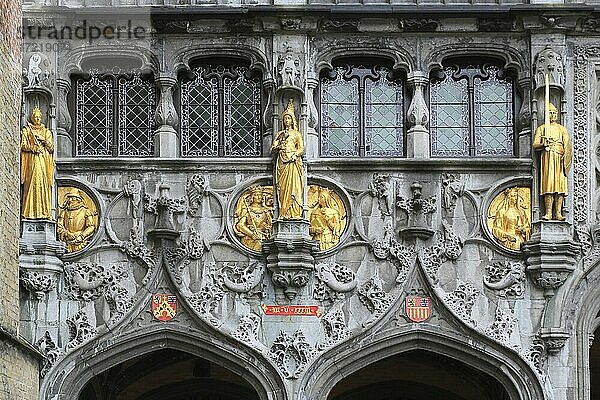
[17,5,600,400]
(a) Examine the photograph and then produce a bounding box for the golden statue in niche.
[487,187,531,251]
[234,186,273,252]
[532,102,572,221]
[308,185,347,251]
[271,99,304,220]
[57,187,99,252]
[21,107,54,220]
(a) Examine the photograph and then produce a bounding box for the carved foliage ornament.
[484,260,526,298]
[270,330,313,379]
[487,187,531,251]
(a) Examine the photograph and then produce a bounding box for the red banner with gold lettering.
[261,304,322,317]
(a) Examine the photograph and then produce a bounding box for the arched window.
[179,63,262,157]
[430,61,516,157]
[74,69,156,157]
[320,61,404,157]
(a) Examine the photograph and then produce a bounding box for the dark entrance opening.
[328,349,510,400]
[78,349,260,400]
[591,325,600,399]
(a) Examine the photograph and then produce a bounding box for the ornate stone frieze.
[314,262,357,302]
[36,331,61,378]
[320,19,360,32]
[19,269,56,297]
[541,332,570,354]
[444,282,479,326]
[477,18,516,32]
[66,310,97,351]
[573,45,596,224]
[357,276,393,324]
[485,307,517,345]
[318,309,349,350]
[269,330,313,379]
[400,18,438,32]
[484,261,526,298]
[281,18,301,30]
[372,223,414,284]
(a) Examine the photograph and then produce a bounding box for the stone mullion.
[406,71,430,158]
[153,75,179,158]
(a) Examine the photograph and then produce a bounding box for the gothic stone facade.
[17,1,600,400]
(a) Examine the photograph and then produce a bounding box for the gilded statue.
[57,188,98,252]
[488,187,531,251]
[21,107,54,220]
[533,103,572,221]
[234,186,273,251]
[271,99,305,220]
[308,185,346,250]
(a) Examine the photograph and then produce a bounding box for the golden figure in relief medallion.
[234,186,273,251]
[308,185,347,251]
[57,187,99,252]
[21,107,54,220]
[487,187,531,251]
[271,99,304,220]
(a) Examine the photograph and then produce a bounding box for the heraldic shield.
[405,296,431,322]
[152,294,177,321]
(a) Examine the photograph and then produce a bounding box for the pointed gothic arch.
[300,326,544,400]
[40,325,286,400]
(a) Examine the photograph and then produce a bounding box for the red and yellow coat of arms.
[152,294,177,321]
[405,296,431,323]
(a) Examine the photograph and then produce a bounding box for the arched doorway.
[591,323,600,399]
[78,349,260,400]
[328,350,510,400]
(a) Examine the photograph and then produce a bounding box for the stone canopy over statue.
[21,107,54,220]
[532,102,572,221]
[271,99,305,220]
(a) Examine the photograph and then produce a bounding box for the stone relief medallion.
[57,186,100,253]
[308,185,347,251]
[233,186,274,252]
[486,187,531,251]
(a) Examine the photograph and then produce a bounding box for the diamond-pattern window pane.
[474,67,513,156]
[430,67,469,157]
[76,73,113,156]
[321,71,359,157]
[224,73,261,157]
[118,74,155,156]
[181,68,219,157]
[365,75,403,156]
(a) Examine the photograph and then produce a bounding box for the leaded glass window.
[430,63,514,157]
[181,65,261,157]
[75,70,156,157]
[320,64,404,157]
